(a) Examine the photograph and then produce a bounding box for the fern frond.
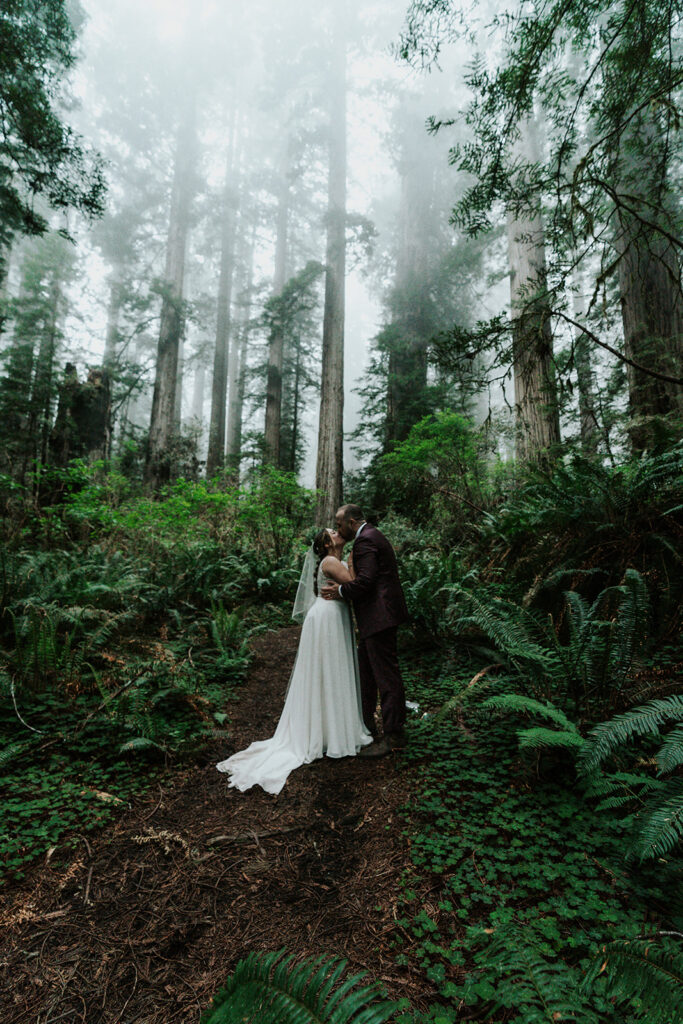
[119,737,167,755]
[630,778,683,861]
[656,724,683,775]
[516,727,585,752]
[477,926,600,1023]
[482,694,578,732]
[200,949,399,1024]
[0,738,37,768]
[586,937,683,1022]
[579,695,683,774]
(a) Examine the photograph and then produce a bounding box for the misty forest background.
[1,0,682,1022]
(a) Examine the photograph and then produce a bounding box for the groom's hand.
[321,584,342,601]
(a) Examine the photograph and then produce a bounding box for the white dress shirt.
[339,522,366,597]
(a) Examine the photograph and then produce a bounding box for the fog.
[2,0,507,487]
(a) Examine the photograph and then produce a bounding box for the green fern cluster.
[200,950,399,1024]
[584,937,683,1023]
[449,568,651,732]
[579,695,683,861]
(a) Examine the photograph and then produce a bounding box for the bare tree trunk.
[571,274,599,451]
[206,116,239,478]
[0,239,11,334]
[263,163,290,464]
[26,274,61,494]
[611,98,683,450]
[315,18,347,523]
[290,339,302,473]
[103,272,124,369]
[227,219,257,474]
[192,361,205,424]
[507,115,561,463]
[385,102,434,448]
[616,220,683,450]
[144,100,195,490]
[174,334,184,430]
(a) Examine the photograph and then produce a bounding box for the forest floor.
[0,626,427,1023]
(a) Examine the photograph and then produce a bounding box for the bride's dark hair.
[312,528,332,596]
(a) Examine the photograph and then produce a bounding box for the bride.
[216,527,373,794]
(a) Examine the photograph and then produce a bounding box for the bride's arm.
[320,555,352,585]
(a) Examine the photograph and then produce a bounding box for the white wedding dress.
[216,560,373,795]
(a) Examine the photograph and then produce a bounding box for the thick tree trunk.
[385,105,434,448]
[263,166,290,465]
[616,221,683,450]
[612,101,683,451]
[174,334,184,430]
[507,116,561,463]
[144,100,195,490]
[315,22,347,523]
[226,220,257,475]
[206,120,239,478]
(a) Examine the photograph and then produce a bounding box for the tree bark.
[315,18,347,523]
[227,219,257,475]
[506,115,561,463]
[263,163,290,465]
[616,218,683,451]
[103,272,124,370]
[571,274,599,451]
[191,361,205,425]
[144,99,196,490]
[27,273,61,491]
[385,110,434,447]
[206,116,239,478]
[174,334,184,430]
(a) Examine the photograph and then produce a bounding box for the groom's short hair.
[339,503,364,523]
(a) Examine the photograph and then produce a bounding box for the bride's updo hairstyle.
[312,528,332,596]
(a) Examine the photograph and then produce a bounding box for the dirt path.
[0,627,423,1023]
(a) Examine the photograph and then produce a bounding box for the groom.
[321,504,409,757]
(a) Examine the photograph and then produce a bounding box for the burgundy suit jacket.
[340,525,409,640]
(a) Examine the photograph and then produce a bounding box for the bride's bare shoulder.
[321,554,340,570]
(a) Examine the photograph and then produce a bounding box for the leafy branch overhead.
[0,0,106,242]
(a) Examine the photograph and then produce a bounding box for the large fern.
[578,695,683,774]
[481,694,585,755]
[461,924,601,1024]
[579,695,683,861]
[584,937,683,1023]
[200,950,399,1024]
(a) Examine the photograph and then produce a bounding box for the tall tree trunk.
[507,115,561,463]
[315,18,347,523]
[144,99,196,490]
[611,92,683,450]
[0,239,11,335]
[263,163,290,465]
[226,219,257,475]
[192,361,205,424]
[385,100,436,449]
[174,334,184,430]
[571,273,599,451]
[289,338,302,473]
[103,272,124,369]
[206,117,239,478]
[26,274,61,492]
[616,219,683,451]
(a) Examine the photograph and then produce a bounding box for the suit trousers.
[358,626,406,736]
